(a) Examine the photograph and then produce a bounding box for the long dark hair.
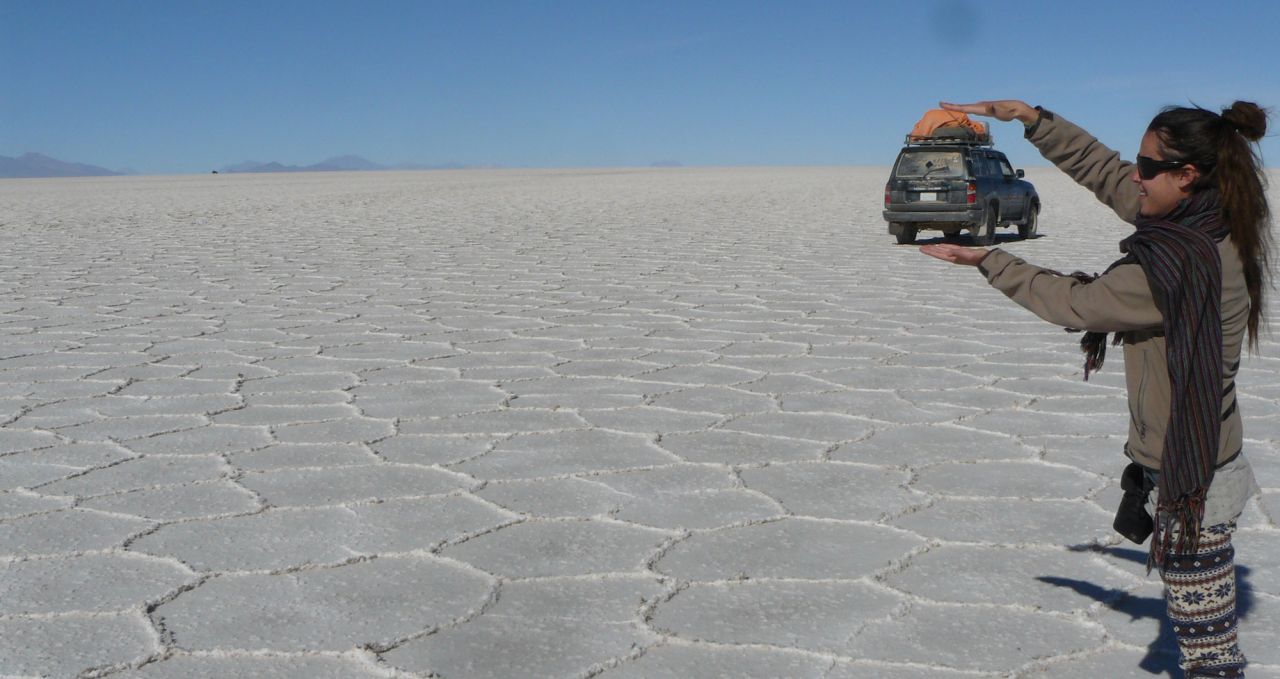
[1149,101,1272,349]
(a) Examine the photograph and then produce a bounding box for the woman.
[922,99,1270,678]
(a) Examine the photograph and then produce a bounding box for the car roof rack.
[904,133,993,147]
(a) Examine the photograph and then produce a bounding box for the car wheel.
[894,223,917,245]
[972,206,997,246]
[1018,203,1039,239]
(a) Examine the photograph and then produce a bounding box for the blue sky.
[3,0,1278,174]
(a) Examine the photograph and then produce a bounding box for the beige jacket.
[977,110,1246,469]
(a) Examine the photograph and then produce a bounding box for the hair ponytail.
[1149,101,1272,350]
[1216,102,1270,348]
[1221,101,1267,142]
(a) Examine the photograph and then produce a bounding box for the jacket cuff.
[977,248,1017,281]
[1023,106,1054,140]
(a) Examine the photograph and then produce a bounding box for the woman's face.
[1133,130,1198,218]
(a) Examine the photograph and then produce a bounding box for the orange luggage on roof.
[909,109,989,139]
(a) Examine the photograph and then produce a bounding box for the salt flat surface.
[2,167,1278,678]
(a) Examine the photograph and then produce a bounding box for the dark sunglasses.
[1136,155,1189,180]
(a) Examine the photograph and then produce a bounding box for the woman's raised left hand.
[939,100,1038,124]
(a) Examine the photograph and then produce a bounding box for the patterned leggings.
[1162,521,1246,678]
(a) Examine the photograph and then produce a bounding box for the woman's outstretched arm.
[920,244,1162,333]
[940,100,1141,223]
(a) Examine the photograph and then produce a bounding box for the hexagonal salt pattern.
[599,643,832,678]
[111,655,392,679]
[3,168,1278,677]
[844,602,1106,674]
[154,555,494,651]
[1,553,194,614]
[650,580,905,652]
[0,612,157,677]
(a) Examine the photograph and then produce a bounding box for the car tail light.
[884,183,891,207]
[966,181,977,205]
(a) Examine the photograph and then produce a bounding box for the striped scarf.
[1080,189,1228,570]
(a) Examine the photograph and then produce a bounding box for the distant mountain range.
[0,152,496,178]
[0,152,127,178]
[2,152,691,178]
[219,155,493,173]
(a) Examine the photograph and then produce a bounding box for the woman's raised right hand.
[939,100,1038,124]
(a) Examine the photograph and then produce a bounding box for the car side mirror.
[1016,169,1025,178]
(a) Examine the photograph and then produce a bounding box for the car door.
[996,154,1024,219]
[975,153,999,214]
[968,153,986,202]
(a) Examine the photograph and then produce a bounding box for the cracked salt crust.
[1,168,1278,678]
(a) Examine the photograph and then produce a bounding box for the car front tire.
[1018,203,1039,240]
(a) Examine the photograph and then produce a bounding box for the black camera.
[1113,462,1154,544]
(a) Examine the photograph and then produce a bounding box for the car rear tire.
[894,223,917,245]
[1018,203,1039,239]
[972,206,997,246]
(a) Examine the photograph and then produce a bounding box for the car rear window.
[894,151,965,179]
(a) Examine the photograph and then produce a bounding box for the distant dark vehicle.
[882,129,1039,245]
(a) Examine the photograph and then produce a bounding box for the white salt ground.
[0,167,1278,678]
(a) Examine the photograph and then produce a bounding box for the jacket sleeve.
[978,249,1163,332]
[1026,110,1141,224]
